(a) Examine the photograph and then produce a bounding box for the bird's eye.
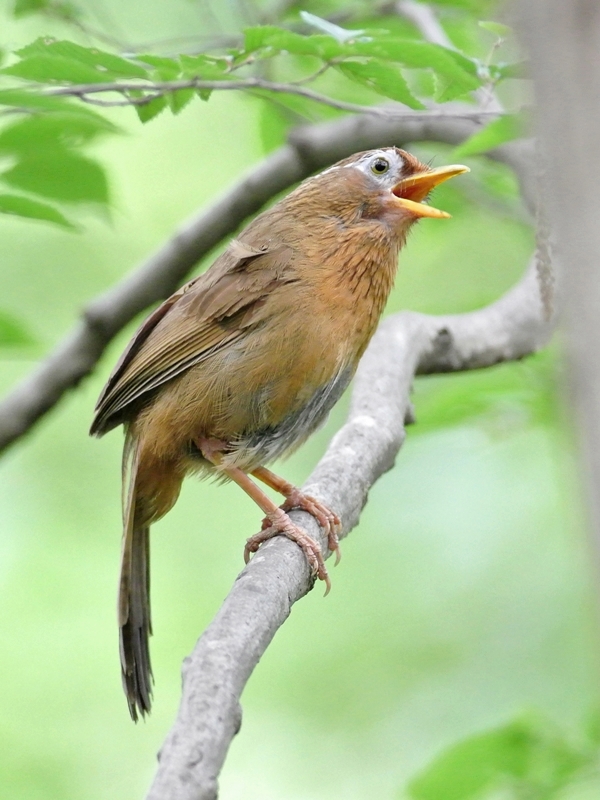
[371,157,390,175]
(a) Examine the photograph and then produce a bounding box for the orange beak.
[391,164,470,219]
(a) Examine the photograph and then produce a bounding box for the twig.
[42,76,506,119]
[146,257,550,800]
[0,111,529,455]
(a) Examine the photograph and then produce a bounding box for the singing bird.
[91,147,468,719]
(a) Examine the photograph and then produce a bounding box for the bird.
[90,147,468,720]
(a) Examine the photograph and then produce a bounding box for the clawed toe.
[280,490,342,563]
[245,508,331,594]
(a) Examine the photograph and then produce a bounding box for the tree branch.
[0,111,529,454]
[44,77,505,119]
[146,256,550,800]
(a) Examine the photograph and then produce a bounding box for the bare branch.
[146,256,550,800]
[0,111,530,455]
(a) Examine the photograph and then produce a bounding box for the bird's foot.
[245,507,331,595]
[280,490,342,565]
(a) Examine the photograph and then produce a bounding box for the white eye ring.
[371,157,390,175]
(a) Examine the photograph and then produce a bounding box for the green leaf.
[179,54,230,80]
[299,11,365,43]
[0,193,75,228]
[454,113,525,157]
[16,38,149,78]
[0,111,118,155]
[479,20,512,38]
[133,94,167,123]
[0,309,36,346]
[136,54,181,81]
[351,39,480,94]
[409,721,535,800]
[2,54,116,84]
[13,0,50,18]
[1,148,109,204]
[242,26,343,59]
[407,715,593,800]
[337,60,425,108]
[3,37,148,83]
[0,89,77,111]
[167,88,195,114]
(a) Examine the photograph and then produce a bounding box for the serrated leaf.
[13,0,48,17]
[1,148,109,203]
[454,113,525,157]
[479,20,512,38]
[2,54,117,84]
[0,309,36,346]
[439,48,480,77]
[0,110,118,155]
[243,25,289,54]
[351,39,480,94]
[337,60,425,108]
[3,37,148,86]
[167,88,194,114]
[133,94,167,123]
[299,11,365,43]
[15,38,148,79]
[0,193,75,228]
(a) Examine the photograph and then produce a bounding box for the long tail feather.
[119,433,153,721]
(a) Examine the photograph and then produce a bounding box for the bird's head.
[285,147,469,234]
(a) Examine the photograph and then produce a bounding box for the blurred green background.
[1,2,599,798]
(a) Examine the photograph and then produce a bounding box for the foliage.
[0,0,526,230]
[406,713,600,800]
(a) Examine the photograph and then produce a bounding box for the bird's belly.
[227,364,354,468]
[136,313,357,470]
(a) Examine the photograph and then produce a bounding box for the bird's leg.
[251,466,342,565]
[195,440,331,593]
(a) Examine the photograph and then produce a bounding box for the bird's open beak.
[391,164,470,219]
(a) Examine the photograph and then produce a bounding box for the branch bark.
[0,111,529,455]
[146,257,550,800]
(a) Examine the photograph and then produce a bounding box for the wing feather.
[91,241,294,435]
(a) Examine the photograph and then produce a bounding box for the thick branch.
[0,112,529,454]
[146,257,549,800]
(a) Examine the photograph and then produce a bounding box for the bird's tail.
[118,430,183,721]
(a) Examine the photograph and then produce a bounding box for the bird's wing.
[90,240,294,435]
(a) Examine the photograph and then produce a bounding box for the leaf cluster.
[0,4,527,228]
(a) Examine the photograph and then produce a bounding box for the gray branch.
[0,111,527,454]
[146,256,550,800]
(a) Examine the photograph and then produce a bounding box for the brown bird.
[91,147,468,719]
